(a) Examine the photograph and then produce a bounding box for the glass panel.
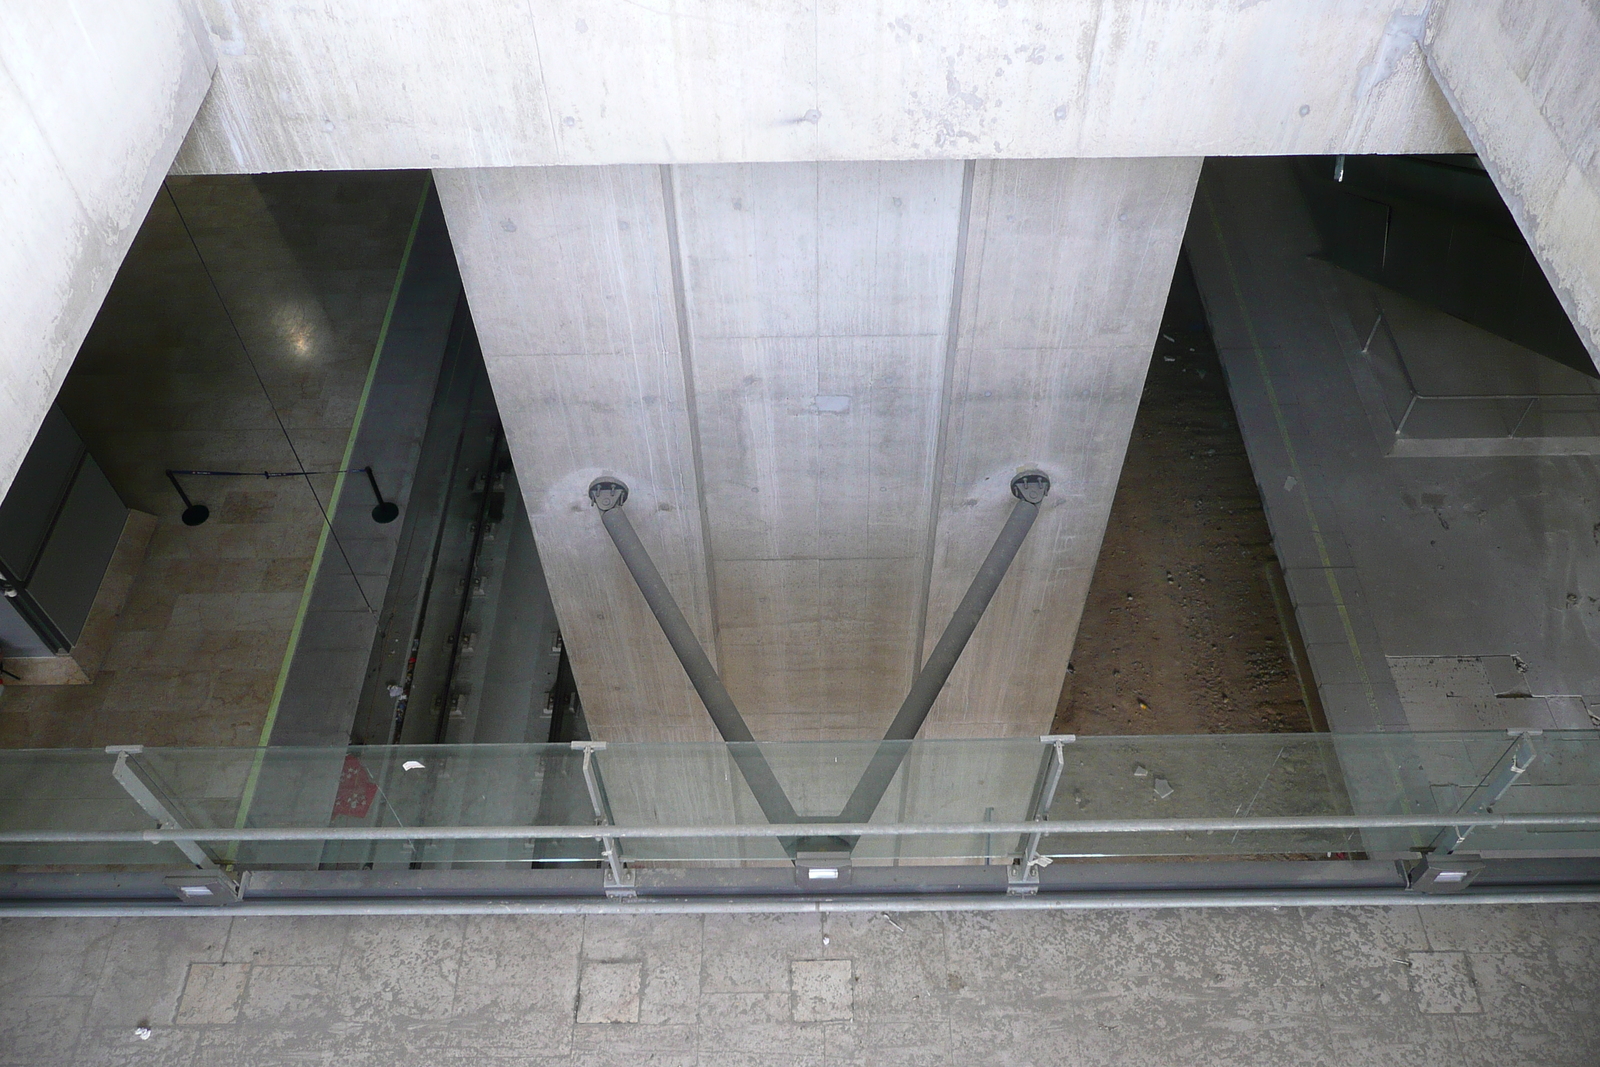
[1,732,1597,873]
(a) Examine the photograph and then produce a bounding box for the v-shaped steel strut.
[589,471,1049,856]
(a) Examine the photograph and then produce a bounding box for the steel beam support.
[838,472,1050,824]
[587,480,802,832]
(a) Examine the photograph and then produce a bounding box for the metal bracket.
[106,746,217,871]
[1406,852,1485,894]
[165,871,243,905]
[1428,732,1538,856]
[588,479,628,511]
[1008,735,1075,895]
[573,742,635,898]
[1010,471,1050,505]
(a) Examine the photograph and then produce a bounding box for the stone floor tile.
[455,916,580,1021]
[70,1024,200,1067]
[1407,951,1483,1015]
[1321,1014,1464,1066]
[1420,903,1551,954]
[0,995,91,1066]
[817,912,945,1021]
[1450,1015,1600,1067]
[175,962,251,1025]
[237,964,339,1024]
[334,916,463,1021]
[1466,951,1578,1029]
[0,917,115,999]
[577,915,698,1025]
[571,1021,696,1054]
[700,914,822,995]
[698,991,789,1024]
[568,1055,689,1067]
[823,1018,949,1066]
[790,959,852,1022]
[223,916,350,967]
[576,960,642,1024]
[88,918,230,1028]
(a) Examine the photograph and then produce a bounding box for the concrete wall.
[1423,0,1600,372]
[0,2,214,503]
[438,159,1197,741]
[173,0,1468,175]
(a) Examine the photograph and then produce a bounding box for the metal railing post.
[1009,735,1074,895]
[106,746,218,870]
[1430,732,1538,856]
[573,742,634,897]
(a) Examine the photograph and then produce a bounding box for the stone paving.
[1,903,1596,1065]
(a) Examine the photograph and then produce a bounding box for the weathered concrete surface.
[1423,0,1600,372]
[926,158,1200,738]
[439,159,1196,741]
[173,0,1468,175]
[2,906,1597,1065]
[436,166,718,742]
[0,2,214,501]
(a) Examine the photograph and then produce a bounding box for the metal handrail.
[5,811,1599,845]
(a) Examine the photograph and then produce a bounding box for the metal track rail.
[5,888,1600,918]
[4,811,1598,846]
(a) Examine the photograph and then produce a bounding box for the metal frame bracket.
[106,746,218,871]
[1008,735,1075,895]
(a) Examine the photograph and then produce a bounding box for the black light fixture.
[166,470,210,526]
[165,467,399,526]
[365,466,399,524]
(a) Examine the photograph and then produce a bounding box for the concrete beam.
[1422,0,1600,371]
[923,159,1201,736]
[176,1,1467,174]
[435,166,719,742]
[0,2,214,499]
[440,159,1196,741]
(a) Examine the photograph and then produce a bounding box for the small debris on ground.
[1133,764,1150,778]
[1153,777,1174,800]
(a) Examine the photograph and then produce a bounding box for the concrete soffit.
[1420,0,1600,373]
[0,1,216,501]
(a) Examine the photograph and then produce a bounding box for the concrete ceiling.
[173,0,1471,175]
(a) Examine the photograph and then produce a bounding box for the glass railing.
[1,731,1597,873]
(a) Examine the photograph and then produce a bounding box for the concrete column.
[669,162,966,739]
[440,158,1197,741]
[0,2,214,497]
[1423,0,1600,370]
[923,159,1201,736]
[435,166,718,742]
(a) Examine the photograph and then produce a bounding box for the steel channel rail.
[5,812,1600,846]
[5,889,1600,918]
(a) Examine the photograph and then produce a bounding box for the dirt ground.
[1052,255,1317,736]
